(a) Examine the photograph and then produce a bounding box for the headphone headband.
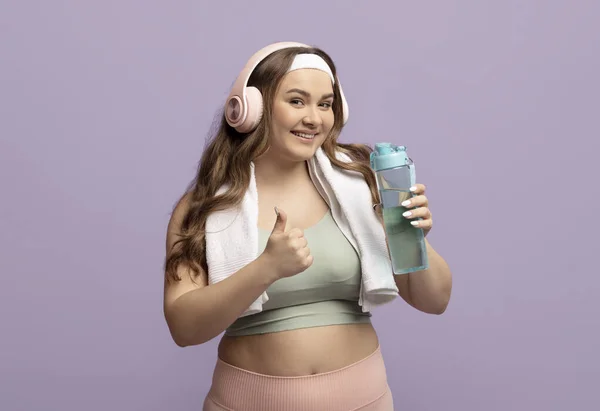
[225,41,349,133]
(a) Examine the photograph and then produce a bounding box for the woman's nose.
[302,106,323,126]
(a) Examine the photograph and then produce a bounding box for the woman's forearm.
[393,239,452,314]
[166,254,278,347]
[405,239,452,314]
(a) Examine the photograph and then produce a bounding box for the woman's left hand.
[401,184,432,237]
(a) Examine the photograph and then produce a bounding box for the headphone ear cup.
[237,86,263,133]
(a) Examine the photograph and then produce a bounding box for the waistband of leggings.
[207,345,389,410]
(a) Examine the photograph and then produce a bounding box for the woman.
[163,42,452,410]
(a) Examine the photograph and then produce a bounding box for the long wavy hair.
[165,46,382,283]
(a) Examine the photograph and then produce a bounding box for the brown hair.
[164,46,381,283]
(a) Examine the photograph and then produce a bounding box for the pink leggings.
[203,345,394,410]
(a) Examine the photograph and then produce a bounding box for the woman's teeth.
[292,132,316,139]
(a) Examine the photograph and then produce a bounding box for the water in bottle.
[370,143,428,274]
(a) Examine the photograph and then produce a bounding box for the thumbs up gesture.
[262,207,313,279]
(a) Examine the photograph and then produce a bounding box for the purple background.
[2,1,599,410]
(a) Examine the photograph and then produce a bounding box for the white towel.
[205,147,399,317]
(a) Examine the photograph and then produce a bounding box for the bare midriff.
[217,323,379,376]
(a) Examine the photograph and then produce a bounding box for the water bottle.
[370,143,428,275]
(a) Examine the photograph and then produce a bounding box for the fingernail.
[409,186,417,192]
[274,206,279,216]
[403,211,412,217]
[401,200,411,207]
[411,221,419,226]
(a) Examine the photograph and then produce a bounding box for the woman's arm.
[394,239,452,314]
[163,256,277,347]
[376,183,453,314]
[163,194,278,347]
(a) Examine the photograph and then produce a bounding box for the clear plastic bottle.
[370,143,428,274]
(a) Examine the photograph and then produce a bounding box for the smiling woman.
[266,71,336,158]
[287,88,335,141]
[162,41,429,410]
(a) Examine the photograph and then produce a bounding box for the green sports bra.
[225,210,372,337]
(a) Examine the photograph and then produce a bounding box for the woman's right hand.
[261,207,313,279]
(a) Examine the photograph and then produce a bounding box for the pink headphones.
[224,41,349,134]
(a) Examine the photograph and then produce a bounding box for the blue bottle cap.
[370,143,411,171]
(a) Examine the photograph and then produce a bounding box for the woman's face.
[267,68,335,163]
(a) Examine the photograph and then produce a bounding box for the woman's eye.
[290,99,303,106]
[321,102,332,108]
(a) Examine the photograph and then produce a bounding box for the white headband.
[287,54,335,84]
